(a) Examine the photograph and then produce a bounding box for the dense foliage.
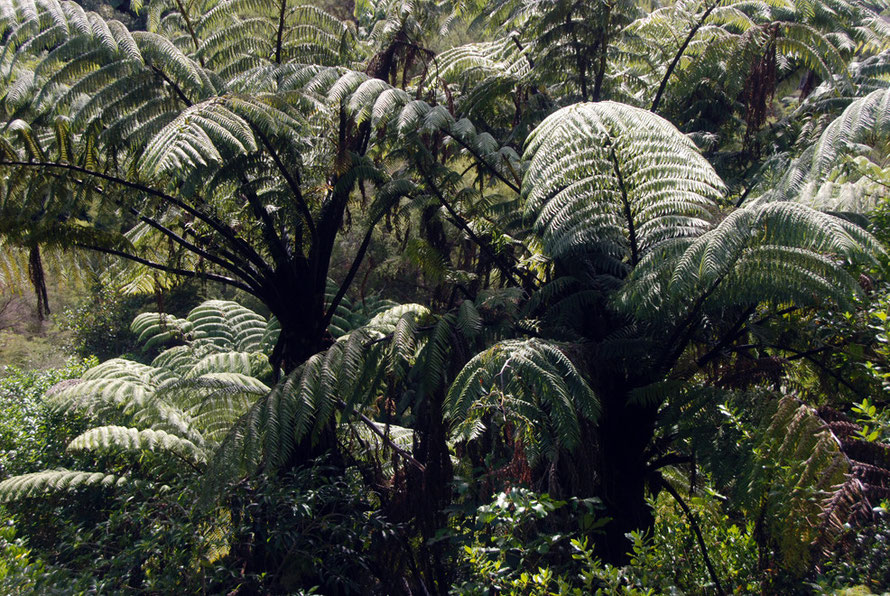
[2,0,890,592]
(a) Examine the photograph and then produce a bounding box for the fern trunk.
[597,391,658,564]
[408,386,454,591]
[27,245,50,321]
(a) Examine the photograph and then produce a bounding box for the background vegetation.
[1,0,890,593]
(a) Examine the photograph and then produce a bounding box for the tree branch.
[322,223,376,331]
[127,206,263,291]
[656,276,725,375]
[252,127,317,243]
[444,133,521,193]
[770,344,866,398]
[695,305,757,368]
[647,452,693,472]
[238,180,293,268]
[696,305,802,370]
[58,168,264,288]
[420,167,522,287]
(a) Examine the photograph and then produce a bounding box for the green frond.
[150,345,199,374]
[260,316,280,352]
[345,420,414,452]
[810,87,890,179]
[437,37,528,84]
[363,302,431,334]
[186,352,271,378]
[46,376,153,415]
[777,21,849,82]
[0,470,128,502]
[522,102,724,268]
[208,301,429,480]
[456,299,483,339]
[81,357,170,384]
[156,372,269,406]
[622,200,882,319]
[187,300,270,352]
[67,425,206,463]
[133,30,207,99]
[7,118,44,160]
[131,311,192,349]
[230,361,318,473]
[743,395,847,572]
[139,98,259,175]
[387,309,420,378]
[445,338,599,457]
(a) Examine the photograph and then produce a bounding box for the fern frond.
[139,98,259,175]
[445,338,599,456]
[622,200,882,320]
[46,376,153,415]
[67,425,206,463]
[522,102,724,269]
[810,87,890,180]
[0,470,127,502]
[185,351,271,379]
[131,311,192,350]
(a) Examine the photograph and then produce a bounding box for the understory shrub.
[0,358,96,479]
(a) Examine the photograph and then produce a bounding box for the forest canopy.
[2,0,890,593]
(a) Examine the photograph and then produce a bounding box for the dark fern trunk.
[408,387,454,593]
[28,245,50,321]
[234,185,357,588]
[596,390,659,564]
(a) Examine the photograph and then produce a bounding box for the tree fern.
[0,0,438,377]
[1,0,888,579]
[445,338,599,461]
[522,101,724,272]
